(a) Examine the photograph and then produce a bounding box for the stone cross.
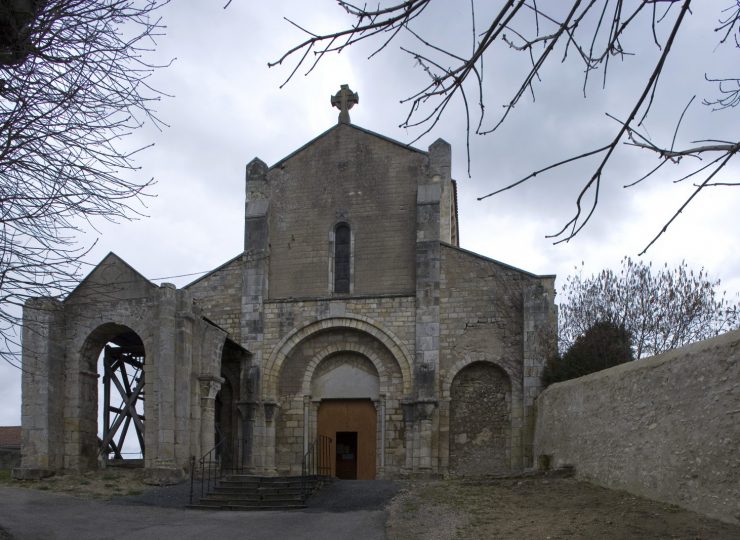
[331,84,359,124]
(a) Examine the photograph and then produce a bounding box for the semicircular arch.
[443,356,515,400]
[301,344,389,397]
[263,315,412,398]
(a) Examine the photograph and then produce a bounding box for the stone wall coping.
[440,242,556,280]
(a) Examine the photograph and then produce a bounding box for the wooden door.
[317,400,377,480]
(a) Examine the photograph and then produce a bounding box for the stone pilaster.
[14,298,64,479]
[522,279,557,467]
[153,283,177,469]
[242,157,269,365]
[242,157,272,473]
[174,290,196,465]
[409,140,448,472]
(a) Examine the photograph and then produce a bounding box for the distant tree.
[543,320,633,387]
[0,1,170,368]
[559,258,740,359]
[271,1,740,253]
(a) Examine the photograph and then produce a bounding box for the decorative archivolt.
[262,315,413,398]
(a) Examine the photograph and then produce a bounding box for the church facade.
[17,88,556,481]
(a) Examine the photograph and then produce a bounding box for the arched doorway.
[449,362,511,475]
[81,324,146,467]
[312,353,379,480]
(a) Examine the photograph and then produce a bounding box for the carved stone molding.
[198,375,225,402]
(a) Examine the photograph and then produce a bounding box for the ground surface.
[386,475,740,539]
[1,469,738,539]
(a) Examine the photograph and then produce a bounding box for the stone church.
[17,86,556,482]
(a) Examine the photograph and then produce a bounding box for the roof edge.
[270,123,427,170]
[440,242,556,279]
[184,253,243,289]
[64,252,156,302]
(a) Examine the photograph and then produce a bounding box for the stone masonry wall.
[267,124,425,298]
[186,255,243,342]
[534,330,740,524]
[262,296,416,363]
[449,362,511,475]
[439,245,539,384]
[439,245,540,470]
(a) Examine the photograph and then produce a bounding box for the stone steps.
[189,474,326,511]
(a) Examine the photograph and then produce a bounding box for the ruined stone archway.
[79,323,147,468]
[449,361,512,475]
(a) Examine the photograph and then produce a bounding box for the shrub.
[543,321,634,387]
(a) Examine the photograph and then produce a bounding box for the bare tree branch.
[0,0,171,367]
[271,0,738,251]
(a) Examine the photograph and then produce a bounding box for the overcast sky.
[0,1,737,425]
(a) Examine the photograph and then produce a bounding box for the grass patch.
[402,499,420,514]
[0,469,12,483]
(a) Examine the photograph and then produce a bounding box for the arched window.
[334,222,351,293]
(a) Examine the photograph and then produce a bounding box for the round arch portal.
[263,315,413,399]
[79,323,146,467]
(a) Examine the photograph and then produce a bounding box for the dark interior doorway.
[335,431,358,479]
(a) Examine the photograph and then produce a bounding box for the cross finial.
[331,84,359,124]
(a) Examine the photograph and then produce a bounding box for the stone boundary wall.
[534,329,740,524]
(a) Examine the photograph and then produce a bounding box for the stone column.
[14,297,65,479]
[416,400,437,472]
[402,400,415,472]
[437,398,451,473]
[303,395,311,455]
[377,395,386,473]
[198,375,224,457]
[236,401,258,471]
[262,401,279,475]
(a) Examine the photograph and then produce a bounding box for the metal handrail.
[189,429,244,505]
[190,433,332,505]
[189,436,227,505]
[301,435,332,500]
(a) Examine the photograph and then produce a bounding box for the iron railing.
[190,433,333,505]
[189,434,244,505]
[301,435,332,500]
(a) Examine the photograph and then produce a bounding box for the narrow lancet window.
[334,222,351,293]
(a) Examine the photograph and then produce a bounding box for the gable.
[266,123,425,299]
[64,252,157,306]
[271,123,426,169]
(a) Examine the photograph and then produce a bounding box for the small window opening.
[334,222,351,293]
